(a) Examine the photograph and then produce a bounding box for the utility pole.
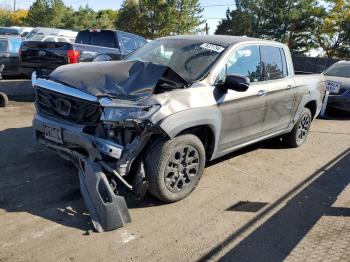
[13,0,16,13]
[205,23,208,35]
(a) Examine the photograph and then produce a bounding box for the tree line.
[0,0,349,58]
[0,0,203,38]
[0,0,118,31]
[216,0,350,58]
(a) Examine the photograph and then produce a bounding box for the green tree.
[314,0,350,58]
[116,0,204,39]
[68,6,98,31]
[96,9,118,29]
[0,8,12,26]
[115,0,141,35]
[171,0,204,34]
[50,0,68,28]
[215,0,324,54]
[25,0,52,27]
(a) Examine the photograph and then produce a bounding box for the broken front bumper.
[33,114,132,232]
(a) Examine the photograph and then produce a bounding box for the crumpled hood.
[49,60,187,99]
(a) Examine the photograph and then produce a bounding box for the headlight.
[101,105,161,121]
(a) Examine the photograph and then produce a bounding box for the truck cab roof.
[158,35,284,48]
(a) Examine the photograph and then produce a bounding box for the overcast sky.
[5,0,235,34]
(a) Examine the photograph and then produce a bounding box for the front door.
[215,44,267,154]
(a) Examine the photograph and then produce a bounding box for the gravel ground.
[0,101,349,262]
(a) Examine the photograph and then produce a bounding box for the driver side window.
[217,45,263,83]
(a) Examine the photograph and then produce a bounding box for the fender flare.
[158,107,222,159]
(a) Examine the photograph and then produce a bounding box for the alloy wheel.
[296,114,311,144]
[164,145,200,193]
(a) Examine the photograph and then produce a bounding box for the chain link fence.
[292,56,341,74]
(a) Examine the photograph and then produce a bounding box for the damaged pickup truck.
[32,35,326,232]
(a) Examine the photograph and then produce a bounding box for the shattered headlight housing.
[101,104,161,122]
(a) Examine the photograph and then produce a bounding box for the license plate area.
[326,81,341,93]
[43,124,63,144]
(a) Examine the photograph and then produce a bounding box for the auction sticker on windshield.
[326,81,341,93]
[200,43,224,53]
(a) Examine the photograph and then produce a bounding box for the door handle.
[286,85,292,90]
[257,90,267,97]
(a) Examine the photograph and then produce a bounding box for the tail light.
[67,50,80,64]
[19,49,22,60]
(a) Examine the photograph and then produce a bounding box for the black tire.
[284,108,312,147]
[0,92,8,108]
[145,134,206,203]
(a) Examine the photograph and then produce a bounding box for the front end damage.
[32,73,171,232]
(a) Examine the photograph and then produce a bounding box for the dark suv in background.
[20,29,147,77]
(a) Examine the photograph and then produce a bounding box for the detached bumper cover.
[79,159,131,232]
[33,114,132,232]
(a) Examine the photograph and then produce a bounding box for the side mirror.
[223,74,250,92]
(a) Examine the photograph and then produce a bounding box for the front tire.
[284,108,312,147]
[145,134,206,203]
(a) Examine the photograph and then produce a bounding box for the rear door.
[260,46,296,133]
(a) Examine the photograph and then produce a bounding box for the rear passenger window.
[261,46,287,80]
[90,31,116,48]
[280,48,288,77]
[75,31,89,44]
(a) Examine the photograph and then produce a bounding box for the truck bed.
[19,41,122,76]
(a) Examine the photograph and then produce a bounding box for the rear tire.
[145,134,206,203]
[284,108,312,147]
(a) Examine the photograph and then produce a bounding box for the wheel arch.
[158,108,222,161]
[304,100,317,119]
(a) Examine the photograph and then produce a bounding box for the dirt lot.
[0,101,349,262]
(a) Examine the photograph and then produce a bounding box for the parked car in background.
[29,35,75,43]
[323,61,350,113]
[25,27,77,40]
[0,27,21,36]
[20,29,147,77]
[10,26,34,37]
[0,36,23,77]
[31,35,326,232]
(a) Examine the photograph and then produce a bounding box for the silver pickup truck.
[32,35,326,232]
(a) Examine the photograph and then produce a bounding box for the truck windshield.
[324,63,350,78]
[126,39,226,82]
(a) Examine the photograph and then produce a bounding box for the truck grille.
[36,87,101,125]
